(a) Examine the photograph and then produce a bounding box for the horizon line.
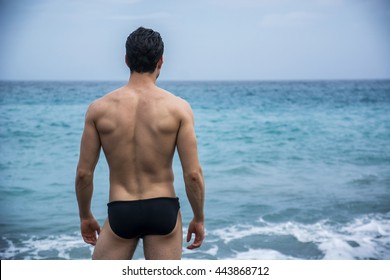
[1,78,390,83]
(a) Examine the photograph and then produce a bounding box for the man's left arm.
[75,104,101,245]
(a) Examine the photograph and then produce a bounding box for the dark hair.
[125,27,164,73]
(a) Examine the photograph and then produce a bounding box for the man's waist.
[108,182,176,201]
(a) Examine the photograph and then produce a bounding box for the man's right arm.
[176,100,205,249]
[75,103,102,245]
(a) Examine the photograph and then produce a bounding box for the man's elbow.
[184,167,204,186]
[75,168,94,189]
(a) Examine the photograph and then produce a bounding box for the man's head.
[125,27,164,74]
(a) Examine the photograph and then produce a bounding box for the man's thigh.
[143,212,183,260]
[92,219,139,260]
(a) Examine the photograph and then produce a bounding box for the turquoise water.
[0,80,389,259]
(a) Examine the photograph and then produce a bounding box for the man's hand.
[186,218,204,249]
[80,217,101,246]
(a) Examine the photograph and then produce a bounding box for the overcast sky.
[0,0,389,81]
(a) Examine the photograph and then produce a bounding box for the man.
[75,27,205,260]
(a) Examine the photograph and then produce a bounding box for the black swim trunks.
[107,197,180,239]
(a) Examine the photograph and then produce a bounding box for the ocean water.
[0,80,389,260]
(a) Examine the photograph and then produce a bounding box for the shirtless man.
[75,27,205,260]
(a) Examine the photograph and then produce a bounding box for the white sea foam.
[1,232,93,260]
[183,245,219,257]
[211,213,390,260]
[230,249,297,260]
[1,214,389,260]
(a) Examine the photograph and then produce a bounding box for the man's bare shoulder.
[86,87,124,118]
[157,87,193,115]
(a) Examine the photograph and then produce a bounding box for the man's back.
[91,83,186,201]
[75,27,204,259]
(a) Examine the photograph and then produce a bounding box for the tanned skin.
[75,56,205,259]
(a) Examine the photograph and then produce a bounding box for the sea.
[0,80,389,260]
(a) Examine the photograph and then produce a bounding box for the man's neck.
[128,72,157,88]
